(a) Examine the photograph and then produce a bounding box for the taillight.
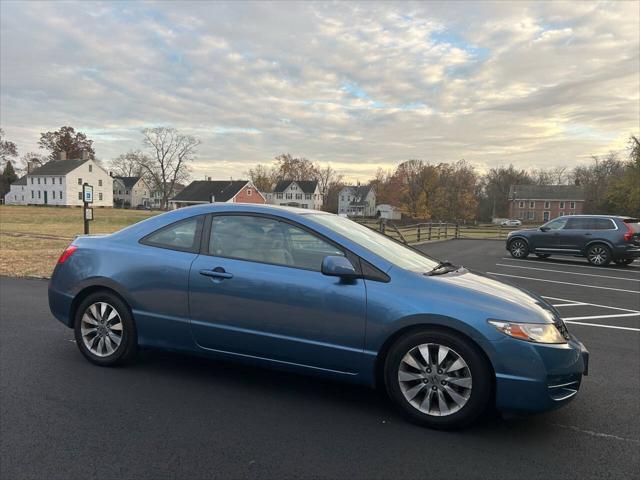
[622,222,634,242]
[57,245,78,264]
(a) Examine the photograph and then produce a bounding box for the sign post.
[82,183,93,234]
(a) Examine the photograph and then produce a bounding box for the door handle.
[199,268,233,279]
[584,233,592,236]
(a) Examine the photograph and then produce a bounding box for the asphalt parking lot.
[1,239,638,479]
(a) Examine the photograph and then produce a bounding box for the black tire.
[586,243,612,266]
[509,238,529,258]
[613,258,634,266]
[535,253,551,259]
[384,329,492,430]
[74,291,138,366]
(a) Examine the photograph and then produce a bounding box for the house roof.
[508,184,585,200]
[114,176,141,189]
[171,180,250,202]
[28,159,90,176]
[11,176,27,186]
[342,184,374,205]
[273,180,318,194]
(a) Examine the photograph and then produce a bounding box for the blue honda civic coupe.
[49,204,588,429]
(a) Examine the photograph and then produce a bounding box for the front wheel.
[384,329,492,429]
[613,258,634,266]
[586,244,611,266]
[509,239,529,258]
[74,292,138,366]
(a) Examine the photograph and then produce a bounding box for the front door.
[189,214,367,374]
[543,211,550,222]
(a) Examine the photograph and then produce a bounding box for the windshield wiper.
[426,260,460,276]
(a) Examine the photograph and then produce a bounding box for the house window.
[570,201,576,209]
[99,193,103,201]
[276,193,283,199]
[341,195,345,201]
[125,190,130,195]
[544,201,550,209]
[89,164,93,172]
[38,191,41,199]
[98,179,102,186]
[305,194,311,200]
[31,191,34,199]
[529,201,535,208]
[559,211,564,217]
[78,178,82,185]
[559,201,565,209]
[246,188,252,196]
[44,178,47,184]
[295,193,302,200]
[52,191,55,199]
[527,211,534,220]
[59,191,62,199]
[37,178,40,184]
[518,201,524,208]
[30,178,33,184]
[286,193,292,200]
[78,192,82,200]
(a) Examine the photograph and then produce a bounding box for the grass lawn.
[0,206,158,278]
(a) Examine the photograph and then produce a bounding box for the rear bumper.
[493,335,588,414]
[48,284,75,328]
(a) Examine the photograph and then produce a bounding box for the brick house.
[169,180,265,209]
[508,184,585,223]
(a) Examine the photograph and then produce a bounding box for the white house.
[113,176,152,208]
[376,204,402,220]
[264,180,323,210]
[4,176,28,205]
[21,155,113,207]
[338,184,376,217]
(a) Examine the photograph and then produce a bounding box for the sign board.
[83,184,93,204]
[84,207,93,221]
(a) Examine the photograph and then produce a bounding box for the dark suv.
[506,215,640,266]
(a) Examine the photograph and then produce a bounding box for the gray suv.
[506,215,640,266]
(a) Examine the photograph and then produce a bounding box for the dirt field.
[0,206,158,278]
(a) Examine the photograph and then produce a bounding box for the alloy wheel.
[510,240,526,258]
[398,343,472,416]
[80,302,123,357]
[588,246,609,265]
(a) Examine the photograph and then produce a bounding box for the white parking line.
[501,257,640,274]
[564,312,640,321]
[495,263,640,282]
[487,272,640,294]
[541,296,640,313]
[564,321,640,332]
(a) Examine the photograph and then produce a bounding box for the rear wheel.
[74,292,138,366]
[384,329,492,430]
[613,258,634,266]
[586,244,611,266]
[509,239,529,259]
[535,253,551,259]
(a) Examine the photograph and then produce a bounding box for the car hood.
[509,228,537,235]
[421,268,557,324]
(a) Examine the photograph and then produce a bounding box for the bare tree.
[0,128,18,167]
[139,127,200,210]
[110,150,148,177]
[246,164,278,192]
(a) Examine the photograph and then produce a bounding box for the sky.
[1,0,638,182]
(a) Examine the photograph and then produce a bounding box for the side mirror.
[321,256,358,278]
[540,226,550,232]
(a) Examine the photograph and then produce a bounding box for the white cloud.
[0,0,638,181]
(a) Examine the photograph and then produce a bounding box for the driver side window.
[208,215,343,271]
[545,218,568,230]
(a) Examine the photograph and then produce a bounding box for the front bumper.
[493,334,588,414]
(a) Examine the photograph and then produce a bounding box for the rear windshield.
[623,219,640,232]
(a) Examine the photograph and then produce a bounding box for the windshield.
[307,214,439,272]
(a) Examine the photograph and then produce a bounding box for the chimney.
[80,150,89,160]
[27,161,35,173]
[109,171,114,177]
[58,151,67,161]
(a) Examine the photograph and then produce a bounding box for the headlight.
[488,320,566,344]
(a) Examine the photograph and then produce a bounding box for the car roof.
[557,214,634,220]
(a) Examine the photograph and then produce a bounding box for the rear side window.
[141,216,203,253]
[565,218,591,230]
[591,218,616,230]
